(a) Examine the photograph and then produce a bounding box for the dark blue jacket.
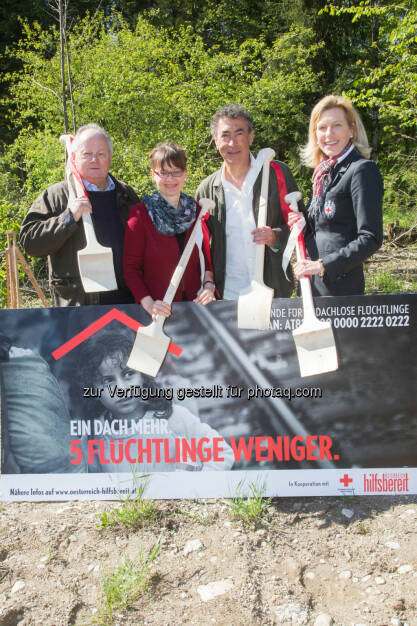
[306,148,383,296]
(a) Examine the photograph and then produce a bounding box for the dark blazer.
[305,148,383,296]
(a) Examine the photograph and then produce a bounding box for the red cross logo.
[325,206,332,214]
[340,474,353,487]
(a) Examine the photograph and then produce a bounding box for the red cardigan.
[123,202,213,304]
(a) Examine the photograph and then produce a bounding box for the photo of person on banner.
[0,330,86,474]
[71,331,235,473]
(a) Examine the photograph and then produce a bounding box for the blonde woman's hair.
[300,95,371,168]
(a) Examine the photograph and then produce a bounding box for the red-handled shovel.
[127,198,215,377]
[60,134,117,293]
[285,191,338,377]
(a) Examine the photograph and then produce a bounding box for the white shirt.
[222,154,265,300]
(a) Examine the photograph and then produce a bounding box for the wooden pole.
[5,230,50,308]
[6,231,19,308]
[5,246,12,309]
[15,247,50,308]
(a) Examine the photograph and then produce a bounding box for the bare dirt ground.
[0,495,417,626]
[1,243,416,626]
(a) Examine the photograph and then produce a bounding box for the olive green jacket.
[196,160,300,298]
[19,176,139,306]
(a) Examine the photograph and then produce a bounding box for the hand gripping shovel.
[237,148,275,330]
[127,198,215,377]
[285,191,338,377]
[60,135,117,293]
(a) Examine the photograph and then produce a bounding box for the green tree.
[0,0,102,143]
[322,0,417,223]
[1,12,323,200]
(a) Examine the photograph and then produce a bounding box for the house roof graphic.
[51,308,182,360]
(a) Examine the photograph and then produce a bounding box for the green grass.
[365,269,412,294]
[89,537,162,626]
[97,477,157,530]
[383,205,416,230]
[223,481,271,530]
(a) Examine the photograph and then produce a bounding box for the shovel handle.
[296,232,316,321]
[70,166,98,249]
[162,211,204,305]
[296,230,307,262]
[254,148,275,282]
[140,216,201,344]
[70,165,97,250]
[60,134,104,250]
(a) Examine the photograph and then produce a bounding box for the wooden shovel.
[127,198,215,377]
[285,191,338,377]
[237,148,275,330]
[60,135,117,293]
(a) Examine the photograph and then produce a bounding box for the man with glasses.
[20,124,139,306]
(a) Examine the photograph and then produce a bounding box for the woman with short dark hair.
[123,141,215,318]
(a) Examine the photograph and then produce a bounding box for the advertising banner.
[1,294,416,501]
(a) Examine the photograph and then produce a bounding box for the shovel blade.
[237,280,274,330]
[77,249,117,293]
[292,318,338,377]
[127,322,170,377]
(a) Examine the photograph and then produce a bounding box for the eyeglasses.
[78,151,109,161]
[152,169,185,179]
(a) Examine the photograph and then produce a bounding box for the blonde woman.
[290,95,383,296]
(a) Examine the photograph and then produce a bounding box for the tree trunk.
[370,3,380,157]
[59,0,69,133]
[64,30,77,133]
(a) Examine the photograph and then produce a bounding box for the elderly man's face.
[72,131,112,188]
[214,116,254,168]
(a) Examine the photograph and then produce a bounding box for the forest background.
[0,0,416,307]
